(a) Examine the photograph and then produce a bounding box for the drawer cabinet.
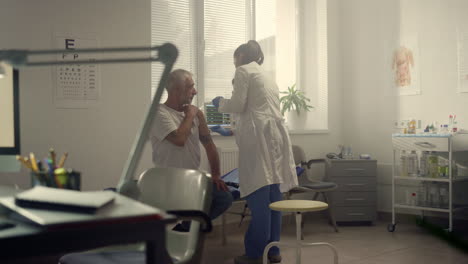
[327,159,377,223]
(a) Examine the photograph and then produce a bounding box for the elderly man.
[149,69,233,230]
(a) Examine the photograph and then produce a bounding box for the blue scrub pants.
[244,184,282,258]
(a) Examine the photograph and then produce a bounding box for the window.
[151,0,328,131]
[297,0,328,131]
[203,0,250,101]
[255,0,297,106]
[150,0,197,102]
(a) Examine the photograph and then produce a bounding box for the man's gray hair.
[166,69,192,91]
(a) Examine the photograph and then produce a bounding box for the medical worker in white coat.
[212,40,298,264]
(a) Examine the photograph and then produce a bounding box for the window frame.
[151,0,328,132]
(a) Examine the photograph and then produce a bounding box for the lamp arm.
[116,43,178,196]
[1,45,176,67]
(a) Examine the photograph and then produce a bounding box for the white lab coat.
[219,62,298,197]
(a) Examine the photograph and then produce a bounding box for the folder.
[13,186,115,214]
[0,189,163,228]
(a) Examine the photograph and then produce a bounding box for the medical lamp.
[0,43,178,196]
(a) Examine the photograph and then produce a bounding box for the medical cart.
[389,133,468,233]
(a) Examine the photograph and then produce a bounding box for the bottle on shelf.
[419,151,429,177]
[439,184,449,209]
[428,152,439,178]
[428,182,440,208]
[438,157,449,178]
[408,119,416,134]
[452,121,458,133]
[444,124,449,133]
[404,188,417,206]
[417,182,427,207]
[400,150,408,176]
[407,150,418,177]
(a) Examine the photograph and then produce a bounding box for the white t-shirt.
[149,104,201,170]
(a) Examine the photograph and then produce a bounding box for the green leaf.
[279,82,314,116]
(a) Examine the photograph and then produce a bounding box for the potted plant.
[279,83,313,129]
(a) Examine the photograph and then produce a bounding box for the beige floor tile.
[201,220,468,264]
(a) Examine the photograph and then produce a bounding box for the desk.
[0,188,175,264]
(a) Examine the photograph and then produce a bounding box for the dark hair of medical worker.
[234,40,264,66]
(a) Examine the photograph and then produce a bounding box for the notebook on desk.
[0,190,164,228]
[13,186,115,214]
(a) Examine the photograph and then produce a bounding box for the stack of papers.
[0,186,163,228]
[14,186,115,214]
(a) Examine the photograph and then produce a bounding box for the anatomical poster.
[392,35,421,96]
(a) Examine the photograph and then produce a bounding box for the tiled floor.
[201,220,468,264]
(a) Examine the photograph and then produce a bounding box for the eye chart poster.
[54,33,100,108]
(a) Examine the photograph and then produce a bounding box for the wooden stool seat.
[269,200,328,213]
[263,199,338,264]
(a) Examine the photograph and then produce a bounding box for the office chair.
[59,167,213,264]
[287,145,339,233]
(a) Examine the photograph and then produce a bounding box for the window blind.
[255,0,277,82]
[151,0,197,101]
[203,0,248,101]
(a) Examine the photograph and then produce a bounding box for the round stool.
[263,200,338,264]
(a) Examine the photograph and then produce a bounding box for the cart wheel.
[387,223,396,232]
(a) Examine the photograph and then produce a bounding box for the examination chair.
[286,145,339,233]
[59,167,213,264]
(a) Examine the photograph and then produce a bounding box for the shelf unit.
[390,133,468,232]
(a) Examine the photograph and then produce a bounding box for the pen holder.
[31,169,81,190]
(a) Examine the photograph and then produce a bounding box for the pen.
[16,155,33,170]
[29,152,39,172]
[24,157,33,169]
[46,158,56,187]
[58,152,68,168]
[49,148,56,168]
[37,160,44,172]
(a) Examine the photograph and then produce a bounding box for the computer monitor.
[204,102,231,128]
[0,62,20,172]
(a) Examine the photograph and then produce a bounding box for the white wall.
[340,0,468,213]
[0,0,153,190]
[0,0,343,198]
[397,0,468,129]
[340,0,400,212]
